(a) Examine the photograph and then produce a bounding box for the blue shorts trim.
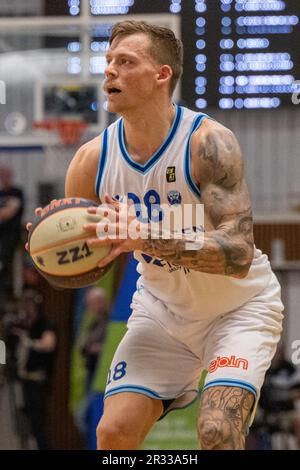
[104,385,200,405]
[104,384,167,400]
[202,378,257,397]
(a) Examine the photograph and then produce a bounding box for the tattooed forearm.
[213,207,254,276]
[141,207,254,278]
[198,386,254,450]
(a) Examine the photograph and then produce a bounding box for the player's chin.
[107,102,122,114]
[107,96,127,113]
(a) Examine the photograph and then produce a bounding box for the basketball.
[28,198,112,289]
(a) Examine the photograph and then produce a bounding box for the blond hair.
[109,20,183,96]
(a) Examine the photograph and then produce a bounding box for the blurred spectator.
[79,287,109,392]
[73,287,109,445]
[13,290,56,449]
[251,345,300,449]
[0,166,24,306]
[23,254,40,289]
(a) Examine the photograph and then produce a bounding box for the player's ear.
[157,65,173,86]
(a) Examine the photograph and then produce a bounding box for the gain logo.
[208,355,249,373]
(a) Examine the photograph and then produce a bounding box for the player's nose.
[104,61,118,78]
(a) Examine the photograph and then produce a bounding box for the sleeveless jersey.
[95,105,272,320]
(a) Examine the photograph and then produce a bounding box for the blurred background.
[0,0,300,450]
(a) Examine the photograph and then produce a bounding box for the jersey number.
[127,190,163,223]
[107,361,127,385]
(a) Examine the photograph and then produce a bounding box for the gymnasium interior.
[0,0,300,451]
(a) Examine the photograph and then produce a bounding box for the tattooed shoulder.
[192,121,244,190]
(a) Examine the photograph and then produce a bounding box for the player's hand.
[25,200,57,251]
[84,194,146,267]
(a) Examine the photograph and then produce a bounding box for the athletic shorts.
[104,272,284,424]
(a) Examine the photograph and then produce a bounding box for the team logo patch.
[167,190,182,206]
[166,166,176,183]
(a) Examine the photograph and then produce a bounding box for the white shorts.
[104,272,284,424]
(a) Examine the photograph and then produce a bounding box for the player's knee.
[197,417,221,450]
[197,415,224,450]
[197,413,247,450]
[96,418,124,450]
[96,416,135,450]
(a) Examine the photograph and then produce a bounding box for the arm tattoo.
[140,128,254,278]
[199,130,238,189]
[198,386,254,450]
[141,208,253,277]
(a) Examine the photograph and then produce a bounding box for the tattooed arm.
[141,121,254,278]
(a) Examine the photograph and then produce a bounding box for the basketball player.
[49,21,284,449]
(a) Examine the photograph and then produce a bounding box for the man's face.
[104,33,160,113]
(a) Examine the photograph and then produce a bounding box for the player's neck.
[122,101,175,164]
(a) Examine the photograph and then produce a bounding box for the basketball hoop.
[33,119,89,179]
[33,119,88,146]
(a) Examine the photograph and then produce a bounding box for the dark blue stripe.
[95,128,108,197]
[118,105,183,174]
[184,113,208,198]
[203,379,257,396]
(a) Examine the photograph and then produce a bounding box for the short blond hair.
[109,20,183,96]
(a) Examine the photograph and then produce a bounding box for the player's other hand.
[25,200,57,251]
[84,194,146,267]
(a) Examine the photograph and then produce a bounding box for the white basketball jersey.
[95,105,272,319]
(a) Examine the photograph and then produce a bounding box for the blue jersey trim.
[203,378,257,397]
[184,113,208,199]
[118,104,183,174]
[95,128,109,198]
[104,384,167,400]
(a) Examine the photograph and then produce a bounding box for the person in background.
[79,287,109,392]
[73,287,109,446]
[0,166,24,306]
[14,290,56,450]
[252,345,300,449]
